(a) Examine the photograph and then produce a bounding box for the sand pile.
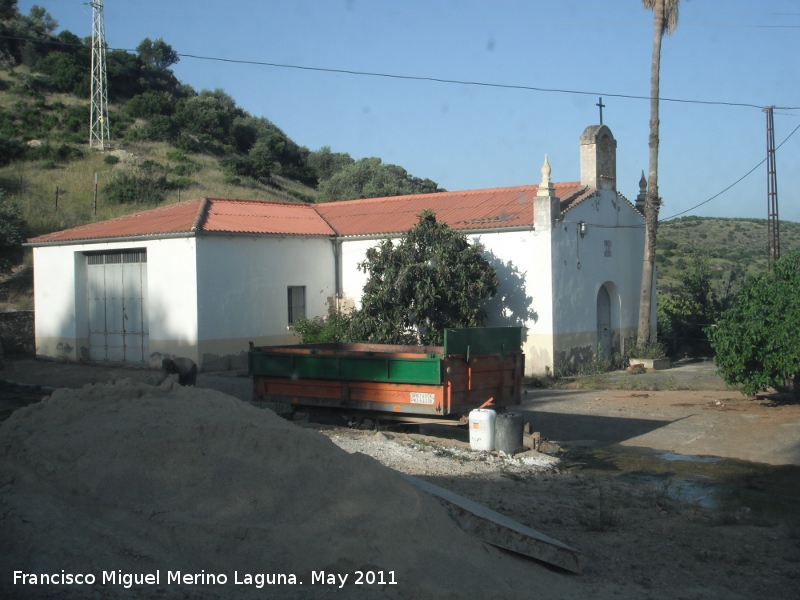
[0,380,577,599]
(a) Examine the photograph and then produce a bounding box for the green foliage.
[33,51,90,96]
[658,254,743,355]
[318,157,443,202]
[294,310,354,343]
[306,146,354,182]
[708,250,800,396]
[625,337,667,360]
[28,5,57,33]
[136,37,180,70]
[0,192,27,273]
[103,155,120,165]
[126,91,176,119]
[349,211,498,345]
[103,162,174,205]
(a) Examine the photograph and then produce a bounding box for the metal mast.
[764,106,780,267]
[89,0,110,149]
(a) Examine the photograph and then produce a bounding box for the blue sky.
[20,0,800,222]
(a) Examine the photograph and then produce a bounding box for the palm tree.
[638,0,682,346]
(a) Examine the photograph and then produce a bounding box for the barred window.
[85,249,147,264]
[287,286,306,325]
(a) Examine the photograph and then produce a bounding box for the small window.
[604,240,612,258]
[287,286,306,325]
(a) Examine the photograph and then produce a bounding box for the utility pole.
[764,106,780,267]
[88,0,110,149]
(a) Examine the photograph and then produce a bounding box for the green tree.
[0,0,18,21]
[306,146,354,182]
[28,5,57,33]
[0,192,26,273]
[318,157,442,202]
[349,211,498,345]
[136,37,179,70]
[708,250,800,396]
[638,0,683,346]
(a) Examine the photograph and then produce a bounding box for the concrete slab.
[397,471,585,574]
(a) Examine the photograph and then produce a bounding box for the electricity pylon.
[89,0,110,149]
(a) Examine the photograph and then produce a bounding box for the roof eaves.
[616,191,645,221]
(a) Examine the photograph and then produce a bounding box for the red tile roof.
[28,199,204,244]
[317,183,587,237]
[28,198,335,243]
[203,199,334,236]
[27,184,607,244]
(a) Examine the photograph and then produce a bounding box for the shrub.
[625,337,667,359]
[0,193,27,273]
[103,155,120,165]
[709,250,800,396]
[294,310,354,343]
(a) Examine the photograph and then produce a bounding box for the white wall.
[469,230,554,375]
[32,237,198,366]
[550,190,650,371]
[339,228,555,375]
[339,237,383,310]
[195,235,336,370]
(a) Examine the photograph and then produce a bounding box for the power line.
[176,52,798,111]
[0,33,797,111]
[660,121,800,221]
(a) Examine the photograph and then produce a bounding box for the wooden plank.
[397,472,584,574]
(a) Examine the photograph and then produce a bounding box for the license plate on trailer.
[410,392,435,405]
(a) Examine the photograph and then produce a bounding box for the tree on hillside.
[318,157,443,202]
[708,250,800,396]
[0,192,26,273]
[0,0,18,21]
[349,211,498,345]
[136,37,179,70]
[638,0,683,346]
[28,5,57,33]
[306,146,355,182]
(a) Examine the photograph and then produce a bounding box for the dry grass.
[0,140,319,237]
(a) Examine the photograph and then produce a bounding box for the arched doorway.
[596,285,611,361]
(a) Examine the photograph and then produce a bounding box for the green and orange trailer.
[248,327,523,424]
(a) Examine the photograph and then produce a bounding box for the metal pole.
[93,173,98,216]
[763,106,780,268]
[55,186,58,212]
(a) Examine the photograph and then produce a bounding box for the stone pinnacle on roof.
[537,154,556,198]
[635,170,647,214]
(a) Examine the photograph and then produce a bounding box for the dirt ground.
[2,358,799,599]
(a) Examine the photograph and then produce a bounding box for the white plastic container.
[469,409,497,451]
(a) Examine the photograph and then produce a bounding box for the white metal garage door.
[87,250,149,362]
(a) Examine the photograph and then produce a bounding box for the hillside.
[656,216,800,291]
[0,4,443,241]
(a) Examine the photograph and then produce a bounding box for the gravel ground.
[2,358,799,598]
[311,421,800,600]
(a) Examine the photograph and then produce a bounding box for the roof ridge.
[315,183,586,210]
[204,197,315,209]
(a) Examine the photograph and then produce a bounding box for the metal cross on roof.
[596,97,605,125]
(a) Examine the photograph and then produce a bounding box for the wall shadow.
[481,250,538,328]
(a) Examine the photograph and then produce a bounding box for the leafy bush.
[625,337,667,360]
[0,193,27,273]
[318,157,442,202]
[294,310,354,343]
[709,250,800,396]
[348,211,498,345]
[103,155,120,165]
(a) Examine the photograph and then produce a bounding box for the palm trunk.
[637,0,664,346]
